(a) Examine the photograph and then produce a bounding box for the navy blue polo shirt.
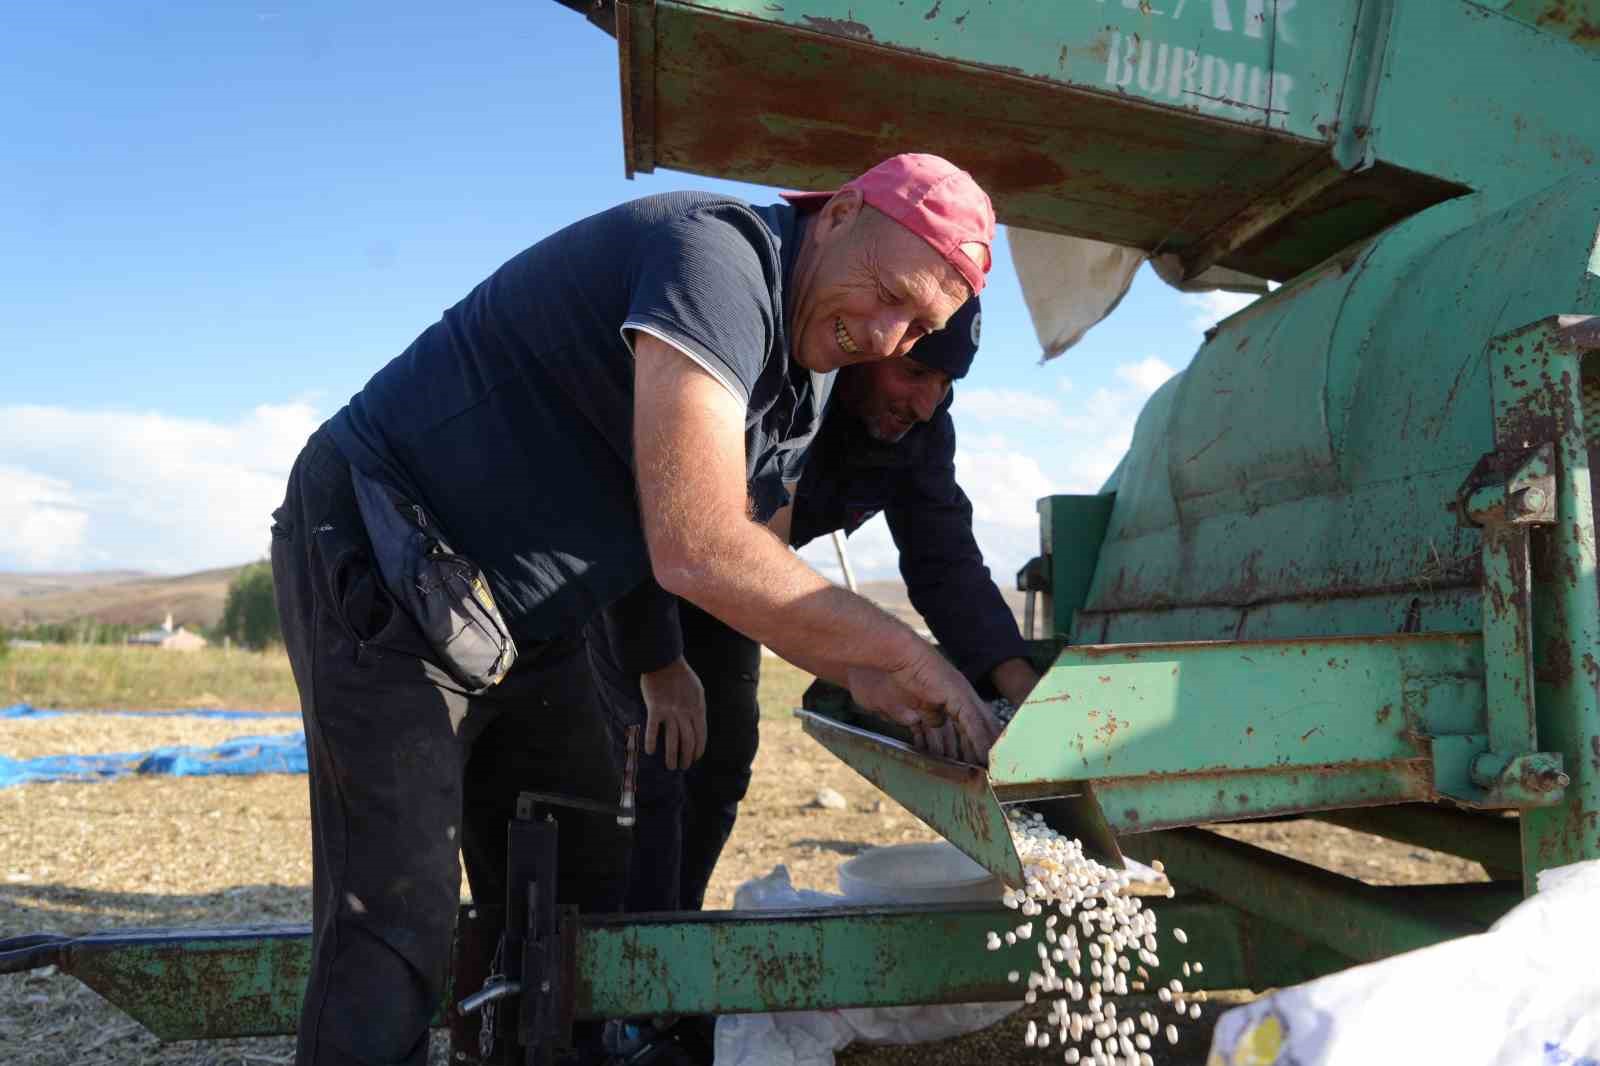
[325,192,820,646]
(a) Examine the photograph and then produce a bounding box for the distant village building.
[126,612,209,652]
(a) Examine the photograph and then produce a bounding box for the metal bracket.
[1445,435,1561,811]
[1430,733,1568,809]
[1456,442,1557,528]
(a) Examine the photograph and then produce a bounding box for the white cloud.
[1183,289,1259,334]
[1115,356,1178,394]
[0,466,88,570]
[807,354,1185,585]
[0,402,321,573]
[956,387,1063,424]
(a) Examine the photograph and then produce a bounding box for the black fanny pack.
[349,466,517,693]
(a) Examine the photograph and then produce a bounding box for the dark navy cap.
[907,295,981,380]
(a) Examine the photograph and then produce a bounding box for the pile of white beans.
[986,810,1202,1064]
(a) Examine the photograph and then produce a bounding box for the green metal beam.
[1039,494,1116,641]
[1488,316,1600,889]
[58,926,312,1042]
[48,898,1356,1041]
[1082,762,1434,834]
[1128,828,1521,962]
[1310,805,1524,879]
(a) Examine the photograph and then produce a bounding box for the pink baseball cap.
[781,153,996,294]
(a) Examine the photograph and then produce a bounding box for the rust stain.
[799,14,875,40]
[1377,703,1392,724]
[1245,726,1255,736]
[1301,726,1323,741]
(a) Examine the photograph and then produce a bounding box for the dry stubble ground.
[0,647,1487,1065]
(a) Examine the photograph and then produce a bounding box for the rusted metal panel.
[1486,0,1600,51]
[1482,316,1600,889]
[797,709,1028,886]
[60,925,313,1041]
[1078,177,1600,643]
[994,633,1484,786]
[620,1,1465,281]
[30,899,1357,1040]
[1087,761,1436,834]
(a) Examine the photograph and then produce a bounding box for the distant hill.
[0,566,247,629]
[856,578,1028,633]
[0,567,1027,634]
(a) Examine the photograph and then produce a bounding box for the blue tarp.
[0,705,306,788]
[0,703,299,721]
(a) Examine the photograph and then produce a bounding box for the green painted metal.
[576,903,1027,1017]
[1077,176,1600,646]
[1039,494,1116,641]
[1128,829,1523,962]
[797,708,1027,886]
[1482,317,1600,890]
[45,898,1353,1040]
[1482,0,1600,53]
[1089,762,1433,835]
[573,897,1348,1017]
[60,926,312,1041]
[620,0,1466,281]
[681,0,1355,140]
[994,634,1481,784]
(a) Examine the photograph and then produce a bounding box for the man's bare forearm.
[656,512,924,677]
[632,335,928,677]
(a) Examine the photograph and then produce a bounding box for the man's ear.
[813,188,865,243]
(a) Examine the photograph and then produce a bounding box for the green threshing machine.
[8,1,1600,1060]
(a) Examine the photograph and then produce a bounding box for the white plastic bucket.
[837,841,1003,904]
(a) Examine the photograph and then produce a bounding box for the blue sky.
[0,0,1251,583]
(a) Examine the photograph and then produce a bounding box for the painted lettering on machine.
[1097,0,1303,130]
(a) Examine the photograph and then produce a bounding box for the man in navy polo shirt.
[269,154,1005,1066]
[588,294,1038,947]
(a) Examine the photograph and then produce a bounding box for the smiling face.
[836,355,953,443]
[786,193,972,375]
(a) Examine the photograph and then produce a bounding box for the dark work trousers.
[586,602,762,914]
[270,429,629,1066]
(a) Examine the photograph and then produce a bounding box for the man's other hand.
[639,657,708,770]
[991,657,1041,708]
[846,649,1001,765]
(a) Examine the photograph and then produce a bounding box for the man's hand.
[846,646,1002,765]
[639,657,707,770]
[991,658,1041,707]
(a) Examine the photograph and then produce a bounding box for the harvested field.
[0,654,1489,1065]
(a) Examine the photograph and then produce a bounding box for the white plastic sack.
[713,865,1019,1066]
[1008,227,1269,361]
[1206,859,1600,1066]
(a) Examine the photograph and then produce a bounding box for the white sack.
[1009,228,1270,360]
[1206,859,1600,1066]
